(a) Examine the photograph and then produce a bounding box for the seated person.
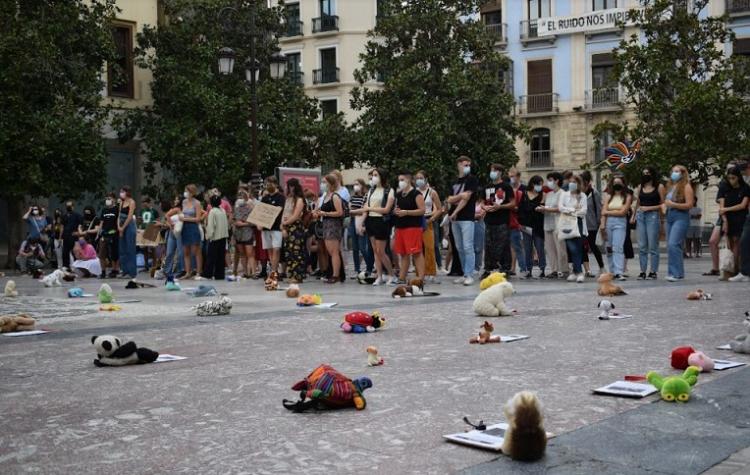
[16,237,46,274]
[72,237,102,277]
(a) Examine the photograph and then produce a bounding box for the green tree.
[0,0,117,267]
[350,0,524,192]
[614,0,750,184]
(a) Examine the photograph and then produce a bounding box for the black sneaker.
[108,270,119,278]
[523,272,532,280]
[99,271,106,279]
[508,271,517,277]
[547,273,558,279]
[480,271,492,280]
[615,274,627,281]
[647,272,657,280]
[637,272,647,280]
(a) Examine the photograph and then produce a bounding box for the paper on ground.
[115,299,142,304]
[444,422,554,452]
[500,335,529,343]
[155,354,187,363]
[593,381,657,398]
[716,344,732,350]
[2,330,50,337]
[603,314,633,320]
[712,359,747,371]
[314,303,338,309]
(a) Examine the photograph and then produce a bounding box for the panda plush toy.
[91,335,159,367]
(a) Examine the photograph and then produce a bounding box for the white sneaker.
[372,277,383,286]
[576,273,584,283]
[463,277,474,286]
[566,274,577,282]
[424,275,435,283]
[454,277,465,284]
[728,273,750,282]
[666,275,678,282]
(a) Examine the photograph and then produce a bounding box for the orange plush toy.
[597,273,627,296]
[469,321,501,344]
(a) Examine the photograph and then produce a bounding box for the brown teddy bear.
[0,314,36,333]
[597,273,627,297]
[469,320,501,344]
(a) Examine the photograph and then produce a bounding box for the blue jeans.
[349,220,373,273]
[666,209,689,278]
[510,229,525,273]
[606,216,627,275]
[473,220,485,273]
[118,218,137,278]
[433,221,442,268]
[637,210,660,273]
[522,232,546,273]
[164,231,184,277]
[565,218,585,274]
[451,220,476,278]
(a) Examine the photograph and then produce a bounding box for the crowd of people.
[16,158,750,285]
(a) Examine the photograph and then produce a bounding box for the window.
[590,53,618,108]
[108,23,134,98]
[314,48,338,84]
[734,38,750,57]
[482,10,502,25]
[526,59,552,112]
[284,2,302,36]
[320,0,334,16]
[499,59,514,95]
[286,52,302,84]
[592,0,617,10]
[595,130,615,164]
[530,128,551,168]
[321,48,336,70]
[321,99,338,119]
[528,0,551,20]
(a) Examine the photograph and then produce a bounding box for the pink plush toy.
[687,351,715,372]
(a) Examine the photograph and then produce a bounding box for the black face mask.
[641,175,651,184]
[66,205,73,212]
[613,184,624,192]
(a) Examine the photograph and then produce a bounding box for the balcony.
[528,150,552,169]
[313,67,339,85]
[520,19,555,46]
[283,20,303,37]
[312,15,339,33]
[485,22,507,46]
[288,71,304,85]
[519,93,559,115]
[727,0,750,15]
[585,87,622,110]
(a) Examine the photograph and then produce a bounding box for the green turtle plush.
[98,284,114,304]
[647,366,700,402]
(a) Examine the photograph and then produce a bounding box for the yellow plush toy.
[479,272,507,290]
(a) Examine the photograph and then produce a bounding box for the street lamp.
[218,47,236,75]
[269,52,287,80]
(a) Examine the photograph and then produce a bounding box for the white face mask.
[547,180,556,189]
[370,176,380,186]
[321,182,328,193]
[353,184,362,193]
[105,199,113,207]
[568,182,578,192]
[183,191,190,199]
[744,174,750,186]
[236,199,246,207]
[398,180,407,191]
[119,191,126,199]
[415,178,426,188]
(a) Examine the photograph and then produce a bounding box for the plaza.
[2,256,749,474]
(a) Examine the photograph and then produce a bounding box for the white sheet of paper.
[155,354,187,363]
[712,359,746,371]
[2,330,50,337]
[716,344,732,350]
[314,303,338,308]
[602,314,633,320]
[499,335,529,343]
[444,422,554,452]
[593,381,657,398]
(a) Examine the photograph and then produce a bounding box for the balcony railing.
[585,87,621,110]
[312,15,339,33]
[485,22,507,45]
[313,67,339,84]
[288,71,304,85]
[727,0,750,14]
[529,150,552,169]
[519,93,559,115]
[520,19,555,44]
[284,20,303,37]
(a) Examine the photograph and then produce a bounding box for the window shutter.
[527,59,552,95]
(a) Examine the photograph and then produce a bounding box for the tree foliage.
[350,0,524,192]
[614,0,750,184]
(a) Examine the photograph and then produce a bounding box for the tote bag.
[557,214,581,241]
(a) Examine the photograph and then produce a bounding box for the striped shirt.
[350,195,366,211]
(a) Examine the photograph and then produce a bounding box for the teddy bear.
[265,271,279,291]
[469,320,501,344]
[597,273,626,296]
[686,289,712,300]
[367,346,384,366]
[473,281,515,317]
[730,312,750,354]
[0,314,36,333]
[340,311,386,333]
[392,278,425,299]
[286,284,300,298]
[91,335,159,367]
[480,272,506,291]
[4,280,18,298]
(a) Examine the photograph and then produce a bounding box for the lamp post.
[217,2,287,185]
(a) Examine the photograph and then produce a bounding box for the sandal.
[702,270,720,276]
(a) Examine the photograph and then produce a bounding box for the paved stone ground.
[1,256,749,474]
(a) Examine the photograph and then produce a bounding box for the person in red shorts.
[393,173,426,284]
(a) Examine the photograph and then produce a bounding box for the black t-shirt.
[716,180,729,202]
[261,192,286,230]
[723,183,750,210]
[395,188,423,229]
[62,211,82,237]
[483,182,514,225]
[101,207,118,234]
[451,175,479,221]
[518,192,545,238]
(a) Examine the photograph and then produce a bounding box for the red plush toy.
[671,346,696,370]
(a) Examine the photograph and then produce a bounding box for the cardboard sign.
[247,202,282,230]
[142,222,161,242]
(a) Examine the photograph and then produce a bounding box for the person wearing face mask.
[446,156,480,285]
[116,186,137,279]
[481,164,516,278]
[98,193,120,278]
[180,184,204,280]
[23,204,49,244]
[600,175,633,280]
[52,209,64,269]
[518,175,546,279]
[718,167,750,280]
[281,178,308,283]
[231,191,256,279]
[260,176,286,276]
[77,206,101,246]
[16,237,46,275]
[415,170,442,282]
[61,199,83,270]
[537,172,567,278]
[314,174,345,284]
[348,178,374,277]
[159,196,184,280]
[663,165,695,281]
[631,166,665,280]
[580,171,604,276]
[362,168,396,285]
[72,236,102,278]
[392,173,426,283]
[558,175,588,283]
[202,194,230,281]
[507,167,525,276]
[730,162,750,282]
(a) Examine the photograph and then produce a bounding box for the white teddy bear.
[473,281,515,317]
[730,312,750,354]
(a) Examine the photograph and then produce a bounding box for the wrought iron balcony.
[288,71,304,85]
[284,20,303,37]
[312,15,339,33]
[485,22,507,45]
[519,93,559,115]
[585,87,622,110]
[727,0,750,15]
[529,150,552,169]
[520,19,555,45]
[313,67,339,84]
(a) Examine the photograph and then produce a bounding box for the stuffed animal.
[340,311,386,333]
[41,269,66,287]
[480,272,507,291]
[367,346,384,366]
[282,364,372,412]
[686,289,712,300]
[597,273,626,296]
[647,366,700,402]
[671,346,696,370]
[4,280,18,298]
[0,314,36,333]
[687,351,715,372]
[126,279,156,289]
[67,287,85,298]
[597,300,615,320]
[501,391,547,461]
[286,284,300,298]
[729,312,750,354]
[297,294,322,306]
[357,271,377,285]
[193,296,233,316]
[98,283,114,304]
[473,281,515,317]
[469,320,501,344]
[99,304,121,311]
[264,271,279,291]
[91,335,159,367]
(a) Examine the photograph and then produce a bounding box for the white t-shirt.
[544,189,561,231]
[367,188,394,218]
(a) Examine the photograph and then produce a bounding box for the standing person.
[718,167,750,278]
[393,173,426,283]
[117,187,137,279]
[518,175,546,279]
[730,161,750,282]
[349,178,374,277]
[632,166,665,280]
[538,172,566,278]
[281,178,307,283]
[581,171,604,276]
[704,163,737,276]
[362,168,395,285]
[686,197,703,258]
[600,175,632,281]
[332,171,349,281]
[203,195,229,280]
[558,175,588,283]
[78,206,101,246]
[446,156,479,285]
[139,197,159,270]
[162,197,184,279]
[663,165,695,282]
[415,170,442,282]
[232,191,256,279]
[508,168,525,276]
[473,202,485,275]
[52,209,64,269]
[261,176,285,276]
[99,193,120,278]
[315,174,345,284]
[481,164,516,278]
[23,205,49,243]
[180,184,204,279]
[61,200,82,270]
